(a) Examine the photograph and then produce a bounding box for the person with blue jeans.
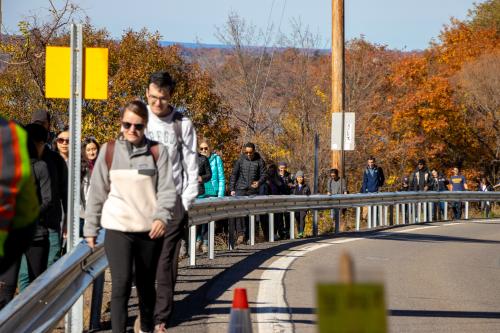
[430,169,448,220]
[197,139,225,253]
[19,112,68,291]
[449,166,468,219]
[360,157,385,225]
[195,146,212,253]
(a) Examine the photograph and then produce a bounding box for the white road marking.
[255,237,362,332]
[391,226,439,233]
[255,224,442,332]
[442,222,464,226]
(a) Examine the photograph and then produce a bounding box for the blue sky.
[4,0,480,50]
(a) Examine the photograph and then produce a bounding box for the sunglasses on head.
[56,138,69,144]
[122,122,145,131]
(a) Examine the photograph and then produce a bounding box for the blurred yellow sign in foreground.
[317,283,387,333]
[45,46,108,99]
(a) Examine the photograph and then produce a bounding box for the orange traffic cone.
[228,288,253,333]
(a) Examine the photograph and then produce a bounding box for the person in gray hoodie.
[84,101,178,333]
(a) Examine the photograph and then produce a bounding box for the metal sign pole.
[65,23,84,333]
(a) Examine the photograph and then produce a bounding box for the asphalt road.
[96,219,500,332]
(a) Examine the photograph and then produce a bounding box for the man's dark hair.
[25,123,48,144]
[330,168,339,175]
[244,142,255,150]
[418,159,426,165]
[148,71,176,94]
[368,156,376,162]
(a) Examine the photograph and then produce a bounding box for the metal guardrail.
[0,232,106,333]
[0,191,498,332]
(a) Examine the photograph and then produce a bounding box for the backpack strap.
[149,141,160,164]
[172,111,189,177]
[105,140,116,170]
[106,139,161,170]
[172,111,184,153]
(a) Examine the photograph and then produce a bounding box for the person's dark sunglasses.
[122,122,145,131]
[56,138,69,144]
[200,147,209,151]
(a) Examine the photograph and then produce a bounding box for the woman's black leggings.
[104,229,162,333]
[0,237,49,309]
[295,211,308,234]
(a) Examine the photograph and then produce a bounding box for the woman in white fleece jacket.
[84,100,177,333]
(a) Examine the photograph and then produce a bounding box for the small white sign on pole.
[331,112,355,151]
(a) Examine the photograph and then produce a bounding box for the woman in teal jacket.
[200,139,226,198]
[197,139,226,253]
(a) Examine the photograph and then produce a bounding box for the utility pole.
[331,0,345,175]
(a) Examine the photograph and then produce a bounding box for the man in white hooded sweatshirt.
[144,71,198,332]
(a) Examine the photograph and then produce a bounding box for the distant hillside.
[159,41,232,49]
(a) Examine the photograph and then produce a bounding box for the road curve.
[197,220,500,333]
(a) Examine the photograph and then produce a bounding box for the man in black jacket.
[409,159,431,192]
[229,142,266,245]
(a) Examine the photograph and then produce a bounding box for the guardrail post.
[401,204,406,224]
[355,207,360,231]
[289,212,295,240]
[379,205,384,226]
[367,206,372,229]
[269,213,274,242]
[313,210,318,236]
[189,225,196,266]
[384,206,389,226]
[249,215,255,246]
[417,202,422,223]
[209,221,215,260]
[395,204,400,225]
[429,203,433,222]
[465,201,469,220]
[444,201,448,220]
[423,202,427,222]
[409,203,412,223]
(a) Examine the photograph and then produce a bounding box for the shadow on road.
[389,309,500,319]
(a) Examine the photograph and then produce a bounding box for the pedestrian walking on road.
[199,138,226,198]
[0,124,51,309]
[448,166,468,220]
[195,149,212,253]
[292,171,311,238]
[430,169,448,220]
[276,162,293,239]
[360,157,385,225]
[478,177,494,218]
[360,157,385,193]
[144,71,199,332]
[0,118,39,276]
[327,168,347,231]
[229,142,267,245]
[84,101,177,333]
[198,139,226,252]
[409,159,431,192]
[80,137,100,236]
